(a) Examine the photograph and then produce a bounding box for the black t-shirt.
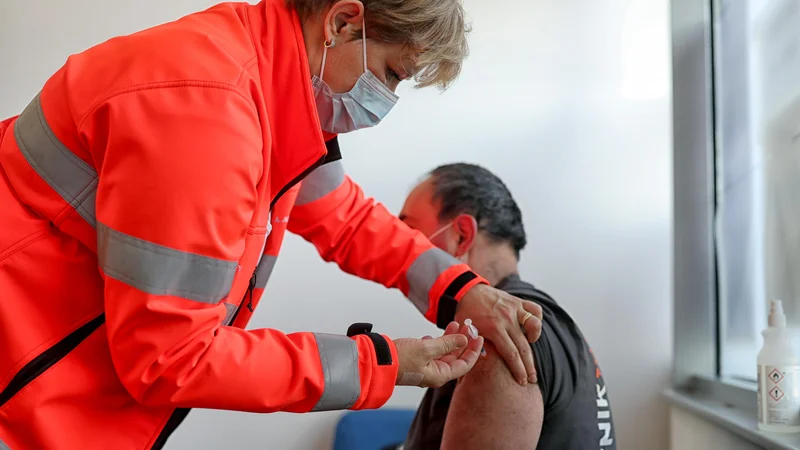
[403,275,617,450]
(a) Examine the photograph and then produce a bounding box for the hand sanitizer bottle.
[758,300,800,432]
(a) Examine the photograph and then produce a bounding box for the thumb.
[426,334,468,358]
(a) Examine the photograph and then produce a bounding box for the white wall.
[670,408,760,450]
[0,0,673,449]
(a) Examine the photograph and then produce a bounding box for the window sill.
[665,377,800,450]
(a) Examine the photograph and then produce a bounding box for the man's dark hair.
[429,163,526,258]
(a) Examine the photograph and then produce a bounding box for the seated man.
[397,163,617,450]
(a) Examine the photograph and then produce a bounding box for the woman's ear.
[453,214,478,257]
[323,0,365,44]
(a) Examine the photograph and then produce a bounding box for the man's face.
[399,178,460,257]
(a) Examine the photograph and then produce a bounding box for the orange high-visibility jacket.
[0,1,485,449]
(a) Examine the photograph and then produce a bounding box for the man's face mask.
[312,19,399,134]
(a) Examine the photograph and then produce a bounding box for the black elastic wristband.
[323,137,342,163]
[346,322,373,337]
[443,271,478,298]
[436,295,459,330]
[346,322,393,366]
[436,272,479,329]
[365,333,393,366]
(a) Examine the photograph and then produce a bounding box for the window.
[670,0,800,445]
[714,0,800,382]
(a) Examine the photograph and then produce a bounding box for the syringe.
[463,318,487,357]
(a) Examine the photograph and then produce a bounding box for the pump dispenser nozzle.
[769,300,787,328]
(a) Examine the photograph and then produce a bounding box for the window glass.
[715,0,800,381]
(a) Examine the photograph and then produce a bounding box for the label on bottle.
[758,364,800,426]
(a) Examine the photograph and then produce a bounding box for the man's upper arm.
[441,306,580,450]
[440,345,544,450]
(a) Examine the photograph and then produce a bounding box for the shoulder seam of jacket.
[236,56,260,89]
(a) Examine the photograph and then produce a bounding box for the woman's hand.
[456,284,543,386]
[393,322,484,388]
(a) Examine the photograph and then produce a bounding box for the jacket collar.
[247,0,328,195]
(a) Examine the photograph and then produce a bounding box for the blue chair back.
[332,408,416,450]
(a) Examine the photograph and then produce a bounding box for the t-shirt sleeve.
[531,314,580,410]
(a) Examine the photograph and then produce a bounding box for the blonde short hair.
[288,0,470,90]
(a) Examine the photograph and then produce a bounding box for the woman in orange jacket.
[0,0,542,448]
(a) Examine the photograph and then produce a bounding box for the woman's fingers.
[521,302,543,343]
[394,323,487,389]
[494,329,530,386]
[440,321,471,363]
[431,336,484,384]
[442,321,460,336]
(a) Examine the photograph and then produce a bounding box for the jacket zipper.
[152,155,326,448]
[0,314,105,407]
[229,154,326,325]
[269,155,326,209]
[228,272,257,326]
[246,273,256,312]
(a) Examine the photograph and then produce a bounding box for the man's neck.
[473,246,519,287]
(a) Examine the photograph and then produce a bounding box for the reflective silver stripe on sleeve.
[223,303,238,325]
[311,333,361,412]
[14,93,98,228]
[295,161,345,205]
[254,255,277,289]
[0,438,10,450]
[405,248,462,314]
[97,223,238,304]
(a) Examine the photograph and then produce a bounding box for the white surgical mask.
[312,19,399,134]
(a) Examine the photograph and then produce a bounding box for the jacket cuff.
[348,325,397,410]
[429,267,490,329]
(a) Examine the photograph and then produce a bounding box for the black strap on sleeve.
[323,136,342,164]
[435,271,479,329]
[346,322,393,366]
[443,271,478,298]
[436,296,459,329]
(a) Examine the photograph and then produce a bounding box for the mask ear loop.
[321,16,363,81]
[427,222,454,240]
[320,38,334,81]
[361,18,367,73]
